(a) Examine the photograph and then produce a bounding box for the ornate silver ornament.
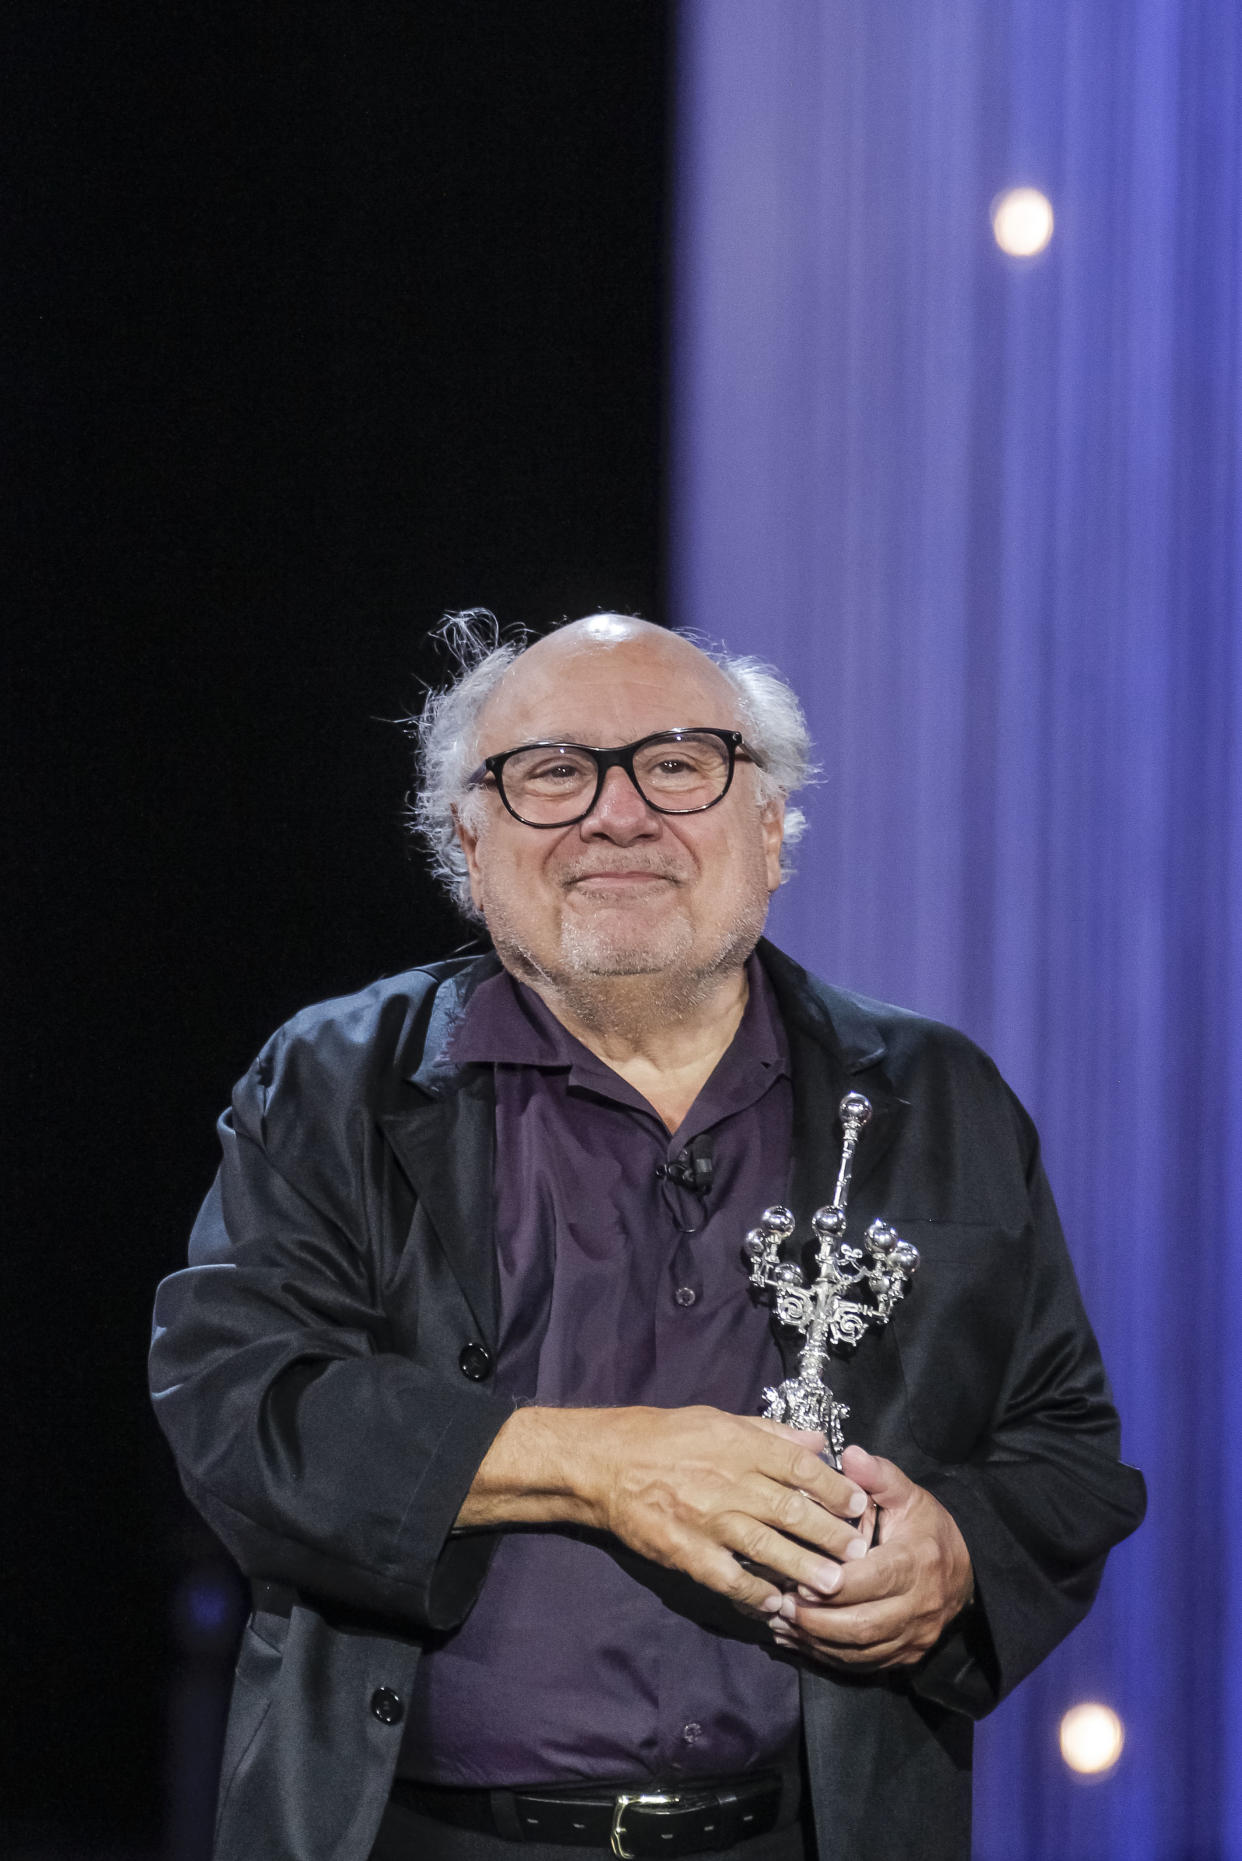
[744,1093,918,1465]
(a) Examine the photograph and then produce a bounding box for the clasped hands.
[595,1409,973,1672]
[764,1439,975,1670]
[461,1404,974,1672]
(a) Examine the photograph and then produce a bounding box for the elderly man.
[150,613,1144,1861]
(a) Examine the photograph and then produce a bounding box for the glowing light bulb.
[991,187,1055,257]
[1059,1702,1125,1776]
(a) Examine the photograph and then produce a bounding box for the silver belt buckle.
[610,1790,683,1859]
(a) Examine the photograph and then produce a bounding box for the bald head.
[547,612,657,649]
[473,614,745,758]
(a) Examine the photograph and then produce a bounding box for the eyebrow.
[496,725,735,746]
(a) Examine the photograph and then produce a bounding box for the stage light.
[1059,1702,1125,1776]
[991,187,1054,256]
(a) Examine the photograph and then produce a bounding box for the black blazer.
[149,940,1145,1860]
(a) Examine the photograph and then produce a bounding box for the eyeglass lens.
[500,732,732,823]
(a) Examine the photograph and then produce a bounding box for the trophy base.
[760,1380,849,1467]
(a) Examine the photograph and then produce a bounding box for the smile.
[566,871,675,889]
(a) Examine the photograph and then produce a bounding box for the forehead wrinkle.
[504,720,736,751]
[474,639,744,753]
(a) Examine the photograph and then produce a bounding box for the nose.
[579,763,660,841]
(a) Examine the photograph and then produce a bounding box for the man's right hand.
[455,1403,870,1616]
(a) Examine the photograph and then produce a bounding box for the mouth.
[567,871,674,890]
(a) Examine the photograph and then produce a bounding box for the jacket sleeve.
[909,1108,1146,1717]
[148,1024,514,1631]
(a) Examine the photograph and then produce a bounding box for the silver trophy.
[744,1092,919,1466]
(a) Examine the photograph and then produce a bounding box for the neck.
[517,961,751,1132]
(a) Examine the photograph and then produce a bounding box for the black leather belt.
[390,1771,785,1856]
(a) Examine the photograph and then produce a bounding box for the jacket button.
[459,1341,493,1381]
[370,1687,404,1725]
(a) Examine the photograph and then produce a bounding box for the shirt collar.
[447,953,790,1126]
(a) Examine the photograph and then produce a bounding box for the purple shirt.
[399,957,800,1786]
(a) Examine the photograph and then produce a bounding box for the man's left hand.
[770,1444,974,1670]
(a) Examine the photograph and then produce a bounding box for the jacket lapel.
[759,939,908,1217]
[378,960,502,1345]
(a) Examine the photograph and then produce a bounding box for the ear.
[453,805,486,913]
[761,799,786,894]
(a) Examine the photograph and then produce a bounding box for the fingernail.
[813,1565,842,1593]
[845,1536,867,1560]
[779,1593,799,1620]
[847,1489,867,1516]
[760,1592,783,1615]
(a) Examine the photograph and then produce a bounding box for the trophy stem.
[828,1093,870,1215]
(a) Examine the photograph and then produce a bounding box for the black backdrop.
[6,5,668,1851]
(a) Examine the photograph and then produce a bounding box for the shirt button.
[682,1722,702,1745]
[674,1286,696,1307]
[458,1341,494,1381]
[370,1687,404,1725]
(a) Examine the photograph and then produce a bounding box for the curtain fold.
[672,4,1241,1856]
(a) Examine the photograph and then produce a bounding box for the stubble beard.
[483,868,772,1038]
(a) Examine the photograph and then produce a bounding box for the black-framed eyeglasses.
[467,728,763,828]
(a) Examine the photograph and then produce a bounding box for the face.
[455,620,785,992]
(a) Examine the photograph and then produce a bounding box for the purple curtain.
[671,4,1242,1856]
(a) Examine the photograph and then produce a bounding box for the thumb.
[840,1444,912,1509]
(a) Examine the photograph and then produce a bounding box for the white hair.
[406,610,817,918]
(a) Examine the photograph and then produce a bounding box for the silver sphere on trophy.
[743,1092,919,1465]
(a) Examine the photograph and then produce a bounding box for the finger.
[725,1517,863,1599]
[784,1591,926,1655]
[795,1542,913,1607]
[748,1429,869,1521]
[840,1444,913,1512]
[792,1536,870,1602]
[689,1541,789,1617]
[794,1614,934,1668]
[772,1621,921,1670]
[756,1478,873,1564]
[769,1614,868,1662]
